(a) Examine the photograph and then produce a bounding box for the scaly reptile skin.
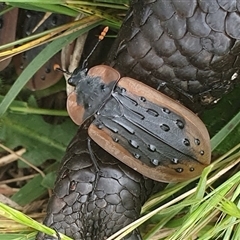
[37,0,240,239]
[107,0,240,112]
[36,126,165,240]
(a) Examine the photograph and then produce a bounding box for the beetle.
[66,63,211,183]
[14,10,72,91]
[0,6,18,71]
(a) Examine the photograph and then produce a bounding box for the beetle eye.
[68,77,76,87]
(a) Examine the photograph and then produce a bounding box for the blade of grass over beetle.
[74,5,122,24]
[0,20,87,52]
[0,17,103,117]
[0,16,107,59]
[66,1,128,9]
[5,0,64,4]
[7,2,78,16]
[0,5,15,16]
[94,0,129,4]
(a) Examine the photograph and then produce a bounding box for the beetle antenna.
[53,64,71,75]
[82,26,109,69]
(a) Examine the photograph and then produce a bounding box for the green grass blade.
[0,203,73,240]
[211,110,240,151]
[8,2,78,16]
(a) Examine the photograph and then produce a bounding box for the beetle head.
[67,65,121,126]
[67,67,88,87]
[67,27,109,88]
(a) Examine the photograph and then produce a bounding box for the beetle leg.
[87,137,101,194]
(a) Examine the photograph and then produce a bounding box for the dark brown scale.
[36,126,165,240]
[107,0,240,113]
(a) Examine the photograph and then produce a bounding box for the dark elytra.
[67,65,211,183]
[36,0,240,239]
